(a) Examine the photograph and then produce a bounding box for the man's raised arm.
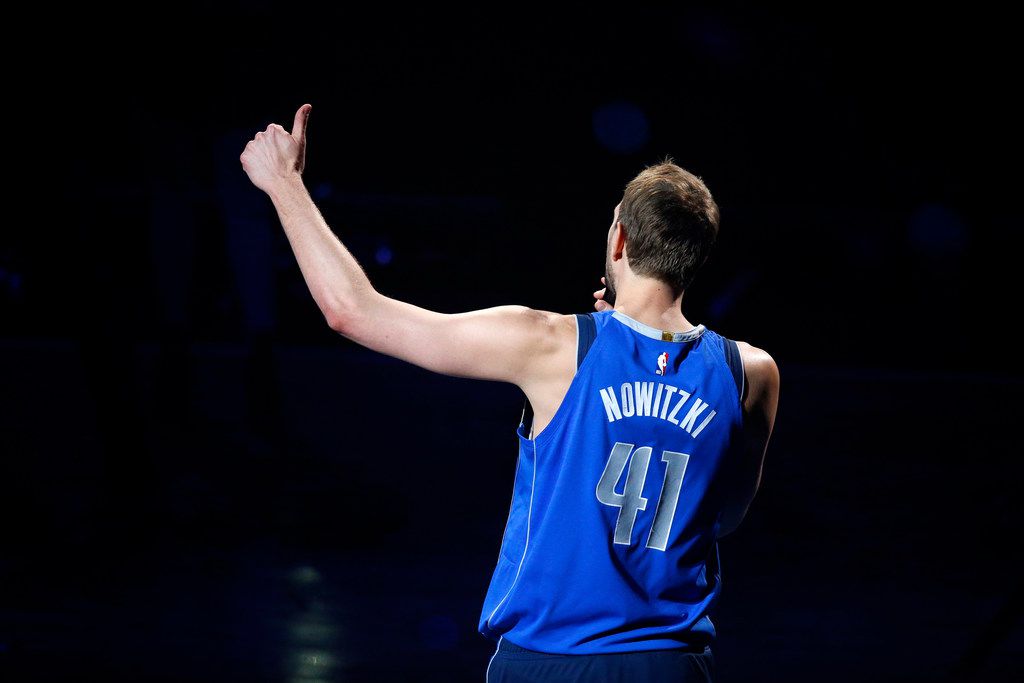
[239,104,567,386]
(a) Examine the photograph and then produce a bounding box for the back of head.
[618,157,720,297]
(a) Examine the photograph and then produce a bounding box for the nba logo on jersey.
[656,351,669,375]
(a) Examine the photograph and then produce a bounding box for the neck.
[611,281,695,333]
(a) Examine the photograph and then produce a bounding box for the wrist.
[266,173,307,203]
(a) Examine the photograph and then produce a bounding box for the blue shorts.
[485,635,716,682]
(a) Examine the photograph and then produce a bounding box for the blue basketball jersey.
[478,308,746,654]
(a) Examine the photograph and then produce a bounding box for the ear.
[612,221,627,259]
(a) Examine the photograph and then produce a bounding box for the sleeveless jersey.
[477,308,746,654]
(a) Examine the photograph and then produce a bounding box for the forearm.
[266,175,374,327]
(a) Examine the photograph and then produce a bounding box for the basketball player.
[241,104,780,682]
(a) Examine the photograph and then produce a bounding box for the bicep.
[331,292,554,384]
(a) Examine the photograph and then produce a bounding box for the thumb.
[292,103,312,142]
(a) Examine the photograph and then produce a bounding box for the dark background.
[3,5,1021,681]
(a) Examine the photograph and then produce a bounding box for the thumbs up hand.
[240,103,312,194]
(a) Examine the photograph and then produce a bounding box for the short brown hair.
[617,156,720,295]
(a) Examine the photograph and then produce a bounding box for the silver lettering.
[599,387,623,422]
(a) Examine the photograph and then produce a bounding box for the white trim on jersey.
[486,637,501,682]
[485,438,538,632]
[574,313,581,372]
[611,309,705,343]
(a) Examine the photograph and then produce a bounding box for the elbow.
[325,288,378,335]
[325,299,374,338]
[324,306,352,334]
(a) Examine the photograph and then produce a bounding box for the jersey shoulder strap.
[520,312,598,433]
[722,336,747,403]
[574,312,598,368]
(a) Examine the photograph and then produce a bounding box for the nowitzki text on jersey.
[599,382,717,438]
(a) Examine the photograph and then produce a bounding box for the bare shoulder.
[734,341,780,413]
[484,305,574,334]
[530,309,580,365]
[735,341,779,384]
[518,307,576,331]
[494,307,575,348]
[470,306,578,386]
[515,309,579,389]
[543,309,581,340]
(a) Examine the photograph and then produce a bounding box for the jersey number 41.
[596,441,690,552]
